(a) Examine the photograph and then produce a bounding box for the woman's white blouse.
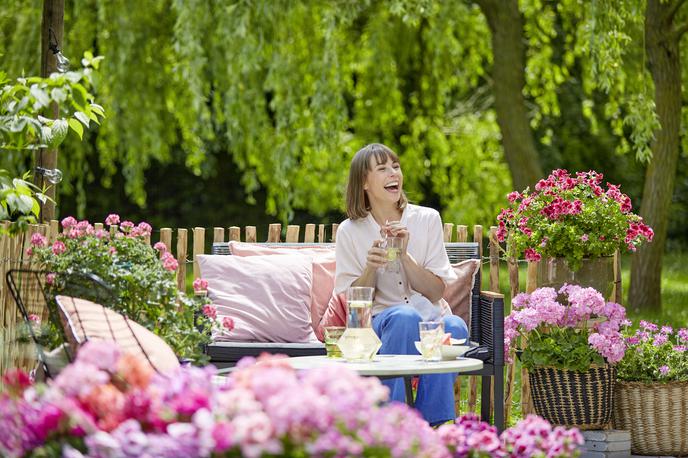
[335,204,457,316]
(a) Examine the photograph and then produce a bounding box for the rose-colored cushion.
[316,292,347,341]
[443,259,481,325]
[55,295,180,374]
[228,241,335,331]
[198,253,318,343]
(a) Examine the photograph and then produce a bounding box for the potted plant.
[614,321,688,456]
[505,285,627,429]
[496,169,653,297]
[28,214,224,364]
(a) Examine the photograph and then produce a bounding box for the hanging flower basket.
[529,365,616,430]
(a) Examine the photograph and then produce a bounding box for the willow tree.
[0,0,512,227]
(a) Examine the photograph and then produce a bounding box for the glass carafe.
[337,287,382,362]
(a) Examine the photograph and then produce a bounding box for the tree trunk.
[476,0,544,191]
[629,0,683,313]
[35,0,64,222]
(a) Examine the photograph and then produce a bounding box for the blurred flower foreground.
[1,342,583,458]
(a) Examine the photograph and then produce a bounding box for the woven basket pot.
[529,365,615,430]
[613,381,688,456]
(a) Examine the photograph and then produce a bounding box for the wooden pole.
[35,0,65,222]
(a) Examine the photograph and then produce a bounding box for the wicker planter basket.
[529,365,615,430]
[613,380,688,456]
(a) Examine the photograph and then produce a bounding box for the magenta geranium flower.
[497,169,653,270]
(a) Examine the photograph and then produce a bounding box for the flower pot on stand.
[613,381,688,456]
[537,256,615,299]
[529,365,616,430]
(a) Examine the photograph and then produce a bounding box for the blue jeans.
[372,305,468,425]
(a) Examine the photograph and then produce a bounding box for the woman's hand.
[365,239,388,270]
[382,221,409,253]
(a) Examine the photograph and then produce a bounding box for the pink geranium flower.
[105,214,120,226]
[193,278,208,292]
[52,240,66,255]
[497,169,653,270]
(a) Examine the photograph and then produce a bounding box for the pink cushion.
[55,295,180,374]
[316,292,347,341]
[443,259,481,325]
[198,253,318,343]
[228,241,335,331]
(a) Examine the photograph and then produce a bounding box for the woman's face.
[364,155,403,207]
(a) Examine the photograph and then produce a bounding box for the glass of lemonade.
[385,236,403,274]
[324,326,345,358]
[419,321,444,362]
[338,287,381,362]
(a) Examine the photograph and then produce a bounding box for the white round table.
[286,354,483,406]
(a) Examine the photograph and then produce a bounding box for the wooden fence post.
[245,226,257,243]
[176,229,187,291]
[444,223,454,243]
[267,224,281,243]
[286,225,300,243]
[304,224,315,243]
[160,228,172,253]
[193,227,205,279]
[229,226,241,242]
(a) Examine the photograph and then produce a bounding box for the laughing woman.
[334,143,468,426]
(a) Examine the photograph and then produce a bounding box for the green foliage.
[521,327,605,373]
[617,323,688,383]
[0,169,48,234]
[29,217,212,363]
[0,1,512,228]
[0,55,104,152]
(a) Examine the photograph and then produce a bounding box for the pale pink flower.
[52,240,66,255]
[61,216,77,229]
[120,221,134,232]
[222,317,235,331]
[203,304,217,320]
[136,222,152,237]
[153,242,167,252]
[193,278,208,292]
[46,273,56,285]
[161,252,178,271]
[104,214,120,226]
[31,233,47,247]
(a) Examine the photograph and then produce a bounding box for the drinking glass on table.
[419,321,444,362]
[324,326,345,358]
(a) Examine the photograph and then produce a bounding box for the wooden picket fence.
[0,220,622,425]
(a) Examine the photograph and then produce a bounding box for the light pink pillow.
[316,292,347,341]
[228,241,335,331]
[443,259,481,324]
[198,254,318,343]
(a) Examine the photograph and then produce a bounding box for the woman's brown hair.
[345,143,408,220]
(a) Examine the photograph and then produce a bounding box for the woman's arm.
[352,240,387,288]
[384,220,447,302]
[401,252,446,302]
